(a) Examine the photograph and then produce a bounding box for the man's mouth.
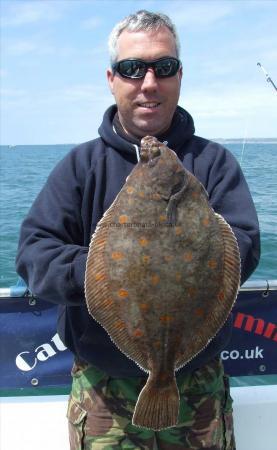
[138,102,161,109]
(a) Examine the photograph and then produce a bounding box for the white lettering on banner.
[36,343,56,361]
[16,352,37,371]
[51,333,67,351]
[15,333,68,372]
[221,346,264,361]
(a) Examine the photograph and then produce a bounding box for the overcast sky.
[1,0,277,144]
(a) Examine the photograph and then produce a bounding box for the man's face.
[107,27,182,138]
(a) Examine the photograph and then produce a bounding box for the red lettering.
[263,323,277,341]
[234,312,264,334]
[234,312,277,342]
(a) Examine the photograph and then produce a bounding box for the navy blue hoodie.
[16,105,260,377]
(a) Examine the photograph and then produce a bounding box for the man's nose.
[140,69,158,92]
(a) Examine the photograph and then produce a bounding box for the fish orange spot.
[195,307,204,317]
[111,251,124,261]
[139,237,149,247]
[139,303,150,311]
[183,251,193,262]
[160,315,173,323]
[202,217,210,227]
[114,320,125,331]
[95,273,106,282]
[175,226,182,236]
[118,288,129,298]
[138,191,145,198]
[218,290,225,301]
[133,328,144,337]
[126,186,134,194]
[164,255,173,263]
[175,272,182,282]
[151,274,160,286]
[208,259,217,269]
[151,193,161,201]
[159,215,167,223]
[142,255,150,264]
[188,287,197,298]
[154,340,161,349]
[119,215,128,224]
[103,298,114,308]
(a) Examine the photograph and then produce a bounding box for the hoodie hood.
[98,104,195,160]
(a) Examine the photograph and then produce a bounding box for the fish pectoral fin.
[132,370,179,431]
[166,199,178,225]
[166,174,188,225]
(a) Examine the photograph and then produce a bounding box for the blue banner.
[222,289,277,376]
[0,289,276,393]
[0,297,73,393]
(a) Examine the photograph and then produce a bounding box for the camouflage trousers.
[67,357,235,450]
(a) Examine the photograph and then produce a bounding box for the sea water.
[0,141,276,288]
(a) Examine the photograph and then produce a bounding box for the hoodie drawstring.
[134,145,140,162]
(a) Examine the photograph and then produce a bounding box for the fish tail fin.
[132,372,179,431]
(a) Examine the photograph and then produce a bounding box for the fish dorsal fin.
[85,202,150,372]
[175,212,240,370]
[214,212,241,306]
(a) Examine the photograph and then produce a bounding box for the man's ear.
[107,68,115,95]
[178,65,183,83]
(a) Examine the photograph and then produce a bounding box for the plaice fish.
[85,135,240,431]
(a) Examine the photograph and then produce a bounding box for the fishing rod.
[257,62,277,93]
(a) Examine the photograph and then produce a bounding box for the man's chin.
[131,120,168,139]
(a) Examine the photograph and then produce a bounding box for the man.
[16,10,260,450]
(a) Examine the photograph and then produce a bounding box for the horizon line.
[1,137,277,147]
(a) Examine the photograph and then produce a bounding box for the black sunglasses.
[112,57,181,79]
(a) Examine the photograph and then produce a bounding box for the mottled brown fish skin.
[85,136,240,431]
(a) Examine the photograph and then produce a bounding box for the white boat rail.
[1,279,277,298]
